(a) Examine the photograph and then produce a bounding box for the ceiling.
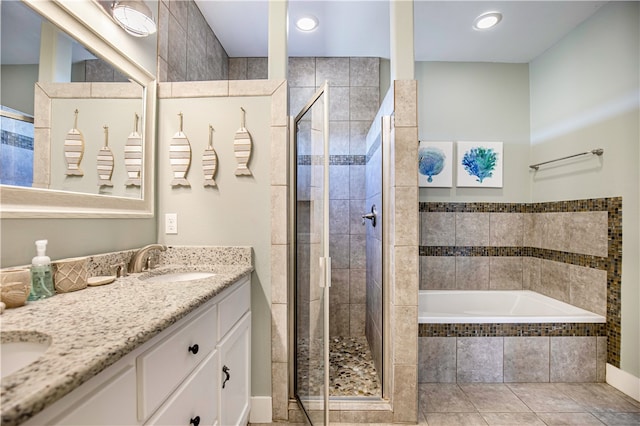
[197,0,607,63]
[1,1,607,66]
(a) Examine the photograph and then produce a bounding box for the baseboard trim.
[249,396,272,423]
[606,363,640,402]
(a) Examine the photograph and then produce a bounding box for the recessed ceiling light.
[473,12,502,30]
[296,15,318,32]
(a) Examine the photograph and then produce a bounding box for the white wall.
[530,2,639,377]
[0,65,38,115]
[416,62,531,203]
[157,95,272,397]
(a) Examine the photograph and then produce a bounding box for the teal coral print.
[461,146,498,183]
[456,141,503,188]
[419,146,446,183]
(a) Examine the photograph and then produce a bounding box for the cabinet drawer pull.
[188,344,199,355]
[222,365,231,388]
[190,415,201,426]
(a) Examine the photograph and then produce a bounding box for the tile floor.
[254,382,640,425]
[419,382,640,426]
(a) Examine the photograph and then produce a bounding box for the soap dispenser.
[28,240,55,300]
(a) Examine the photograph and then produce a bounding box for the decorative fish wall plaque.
[233,107,253,176]
[169,112,191,187]
[124,113,142,187]
[203,125,218,187]
[97,125,114,187]
[64,109,85,176]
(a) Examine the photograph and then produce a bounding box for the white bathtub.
[419,290,606,324]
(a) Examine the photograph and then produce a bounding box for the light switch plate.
[165,213,178,234]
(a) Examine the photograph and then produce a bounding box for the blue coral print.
[419,146,446,183]
[461,147,498,183]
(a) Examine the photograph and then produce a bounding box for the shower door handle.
[361,205,377,227]
[319,257,331,288]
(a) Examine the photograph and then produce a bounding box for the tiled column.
[391,80,419,423]
[270,81,290,422]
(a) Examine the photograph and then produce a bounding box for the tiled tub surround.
[418,334,607,383]
[419,198,621,368]
[419,335,608,384]
[0,246,253,426]
[419,290,608,383]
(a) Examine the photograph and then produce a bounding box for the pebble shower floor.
[297,336,381,397]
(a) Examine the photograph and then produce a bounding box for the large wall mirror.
[0,0,156,218]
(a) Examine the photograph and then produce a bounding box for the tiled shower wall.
[419,198,622,368]
[74,59,128,82]
[289,57,381,338]
[232,57,382,338]
[365,130,383,379]
[156,0,230,82]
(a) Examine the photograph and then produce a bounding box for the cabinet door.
[218,276,250,338]
[138,304,218,419]
[55,366,137,425]
[218,312,251,426]
[145,351,219,426]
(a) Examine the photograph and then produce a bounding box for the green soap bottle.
[28,240,55,301]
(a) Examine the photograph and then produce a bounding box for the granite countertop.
[0,247,253,426]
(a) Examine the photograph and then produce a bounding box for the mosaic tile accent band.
[297,154,366,166]
[419,197,622,367]
[419,322,606,337]
[366,131,382,164]
[419,198,615,213]
[419,246,608,270]
[1,131,34,150]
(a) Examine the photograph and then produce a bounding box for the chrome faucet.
[128,244,167,273]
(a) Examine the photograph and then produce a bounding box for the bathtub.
[419,290,606,324]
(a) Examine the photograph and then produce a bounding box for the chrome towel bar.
[529,148,604,171]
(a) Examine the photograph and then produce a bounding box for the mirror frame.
[0,0,156,218]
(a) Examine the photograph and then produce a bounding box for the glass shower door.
[294,82,330,425]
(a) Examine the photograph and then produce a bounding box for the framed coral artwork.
[456,141,503,188]
[418,141,453,187]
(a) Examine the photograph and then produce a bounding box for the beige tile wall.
[420,210,609,316]
[419,335,607,384]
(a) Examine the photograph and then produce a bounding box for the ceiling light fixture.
[473,12,502,30]
[296,15,319,32]
[112,0,157,37]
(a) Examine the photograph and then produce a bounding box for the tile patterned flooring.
[253,382,639,425]
[419,383,640,426]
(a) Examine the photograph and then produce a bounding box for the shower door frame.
[290,81,331,425]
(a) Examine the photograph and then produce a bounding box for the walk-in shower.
[291,81,384,423]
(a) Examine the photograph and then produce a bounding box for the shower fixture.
[362,205,377,227]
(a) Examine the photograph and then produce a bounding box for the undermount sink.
[143,272,217,283]
[1,333,51,378]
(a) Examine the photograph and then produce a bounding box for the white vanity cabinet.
[217,276,252,425]
[22,275,251,426]
[219,313,251,425]
[137,302,219,421]
[53,365,138,426]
